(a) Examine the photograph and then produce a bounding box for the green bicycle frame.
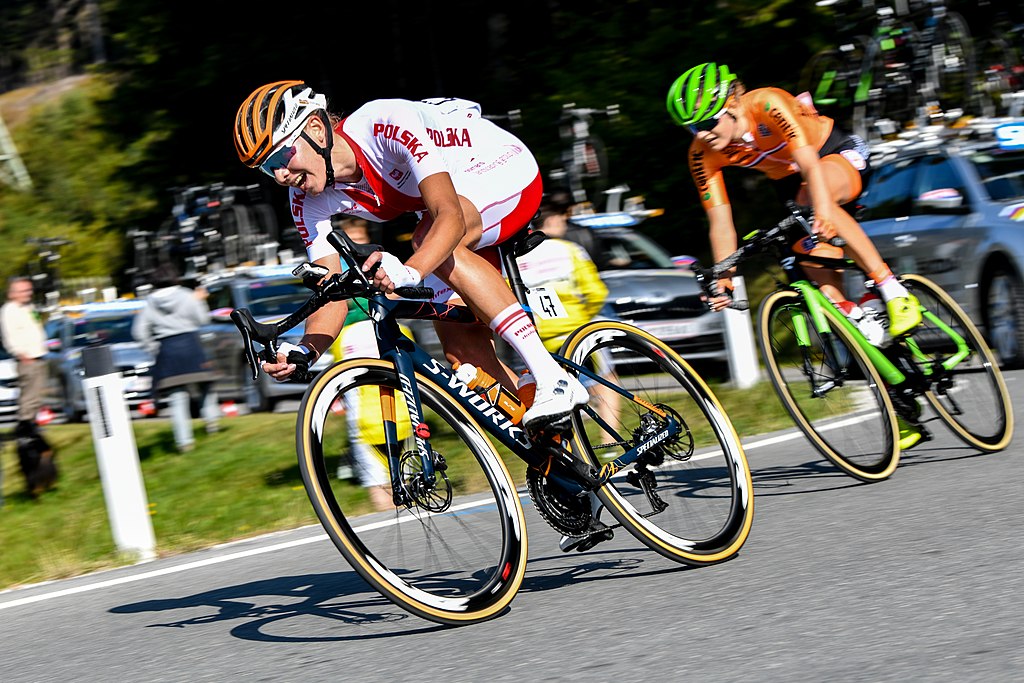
[789,280,907,386]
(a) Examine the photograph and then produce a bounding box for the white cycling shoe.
[522,372,589,427]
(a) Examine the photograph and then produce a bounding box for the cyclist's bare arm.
[262,252,348,381]
[364,172,468,294]
[706,203,740,311]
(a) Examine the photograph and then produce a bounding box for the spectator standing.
[1,277,48,430]
[132,264,220,453]
[517,193,621,433]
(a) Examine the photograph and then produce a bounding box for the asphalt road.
[1,371,1022,682]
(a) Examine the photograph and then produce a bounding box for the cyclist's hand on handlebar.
[362,251,422,294]
[812,209,839,241]
[262,342,315,383]
[707,278,735,312]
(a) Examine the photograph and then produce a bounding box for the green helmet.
[666,62,737,126]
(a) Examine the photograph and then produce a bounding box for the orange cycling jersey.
[688,87,834,209]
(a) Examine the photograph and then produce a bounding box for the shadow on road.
[109,572,447,641]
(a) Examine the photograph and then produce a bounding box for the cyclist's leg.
[423,157,587,425]
[800,147,921,335]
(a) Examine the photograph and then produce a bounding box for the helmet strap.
[300,112,335,187]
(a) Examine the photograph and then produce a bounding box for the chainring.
[526,468,593,537]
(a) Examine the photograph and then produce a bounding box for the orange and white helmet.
[233,80,328,169]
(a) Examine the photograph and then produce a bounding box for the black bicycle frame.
[359,293,681,498]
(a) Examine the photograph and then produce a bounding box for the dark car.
[199,264,336,412]
[44,300,157,421]
[850,118,1024,366]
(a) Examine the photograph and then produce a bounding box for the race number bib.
[526,287,568,320]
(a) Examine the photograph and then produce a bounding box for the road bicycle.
[801,0,977,141]
[692,204,1013,482]
[231,225,753,625]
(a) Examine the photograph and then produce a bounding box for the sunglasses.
[259,127,304,177]
[687,108,729,135]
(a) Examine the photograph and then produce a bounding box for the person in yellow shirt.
[518,193,621,433]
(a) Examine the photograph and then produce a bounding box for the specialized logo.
[373,123,429,162]
[421,358,529,444]
[635,428,670,456]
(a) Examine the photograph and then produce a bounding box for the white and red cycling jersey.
[290,97,542,265]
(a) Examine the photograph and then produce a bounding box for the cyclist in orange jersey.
[667,62,921,338]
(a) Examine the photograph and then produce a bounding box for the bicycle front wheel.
[900,274,1014,452]
[297,359,528,626]
[759,290,900,481]
[561,321,754,566]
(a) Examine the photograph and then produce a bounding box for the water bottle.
[452,362,527,424]
[517,371,537,408]
[857,293,889,346]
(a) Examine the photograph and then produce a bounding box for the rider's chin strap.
[300,111,335,187]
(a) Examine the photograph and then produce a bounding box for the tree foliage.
[0,0,1003,283]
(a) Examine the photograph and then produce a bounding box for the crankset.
[526,468,593,537]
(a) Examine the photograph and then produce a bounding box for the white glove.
[378,252,422,288]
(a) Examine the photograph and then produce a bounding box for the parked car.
[850,118,1024,367]
[0,339,19,427]
[200,264,335,412]
[44,300,157,421]
[561,211,727,366]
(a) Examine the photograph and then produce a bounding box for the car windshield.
[246,279,310,318]
[72,315,137,347]
[968,151,1024,202]
[590,231,675,271]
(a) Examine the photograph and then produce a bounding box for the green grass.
[0,377,803,590]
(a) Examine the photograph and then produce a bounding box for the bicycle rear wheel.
[899,274,1013,452]
[759,290,900,481]
[560,321,753,566]
[297,359,528,625]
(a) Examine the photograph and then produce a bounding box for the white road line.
[0,415,874,610]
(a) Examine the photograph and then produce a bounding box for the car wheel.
[984,267,1024,369]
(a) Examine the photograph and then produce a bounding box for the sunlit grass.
[0,371,850,590]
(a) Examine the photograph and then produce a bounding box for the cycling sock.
[868,265,909,301]
[490,303,562,379]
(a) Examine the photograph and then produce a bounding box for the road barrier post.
[82,345,156,561]
[724,276,761,388]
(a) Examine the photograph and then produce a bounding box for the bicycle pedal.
[559,521,614,553]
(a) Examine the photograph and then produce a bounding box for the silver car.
[44,300,157,421]
[852,119,1024,367]
[562,212,726,366]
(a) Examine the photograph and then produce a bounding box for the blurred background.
[0,0,1019,299]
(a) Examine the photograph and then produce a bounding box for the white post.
[82,346,156,562]
[723,276,762,389]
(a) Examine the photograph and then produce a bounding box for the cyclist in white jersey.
[234,81,588,426]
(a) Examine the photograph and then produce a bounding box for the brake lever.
[230,308,280,381]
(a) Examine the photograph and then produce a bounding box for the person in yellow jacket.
[518,192,621,433]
